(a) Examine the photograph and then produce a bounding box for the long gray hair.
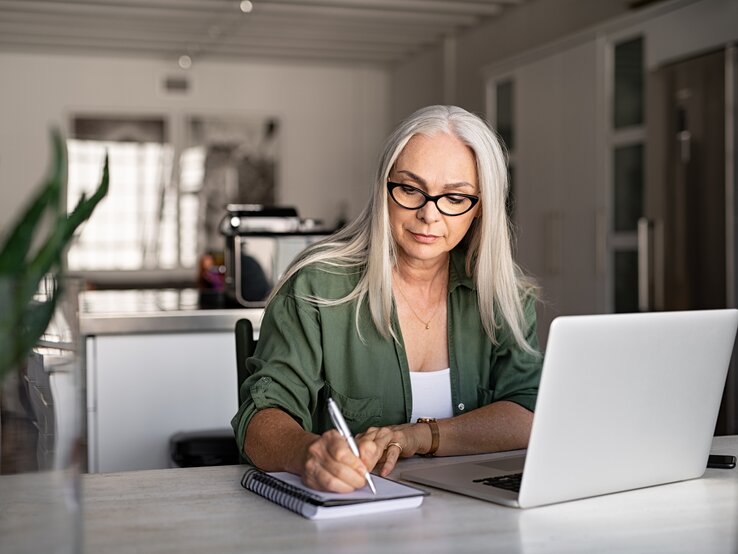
[269,105,537,354]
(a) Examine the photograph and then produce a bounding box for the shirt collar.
[449,246,476,291]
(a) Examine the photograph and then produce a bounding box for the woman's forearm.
[432,400,533,456]
[243,408,319,474]
[244,402,532,478]
[358,400,534,477]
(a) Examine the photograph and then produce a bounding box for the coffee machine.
[220,204,332,307]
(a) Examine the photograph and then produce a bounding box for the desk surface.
[2,436,737,554]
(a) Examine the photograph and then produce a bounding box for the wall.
[0,52,391,231]
[391,0,631,120]
[631,0,738,68]
[391,43,445,125]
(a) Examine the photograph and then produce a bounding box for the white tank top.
[409,368,454,422]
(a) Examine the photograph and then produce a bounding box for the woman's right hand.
[299,429,382,493]
[245,408,383,492]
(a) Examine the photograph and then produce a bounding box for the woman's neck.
[394,253,449,294]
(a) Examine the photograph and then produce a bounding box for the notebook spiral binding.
[242,468,323,516]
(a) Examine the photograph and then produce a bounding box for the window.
[613,143,644,233]
[495,79,515,221]
[614,37,644,129]
[67,137,177,270]
[66,114,279,282]
[608,36,645,312]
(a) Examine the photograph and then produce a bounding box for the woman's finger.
[301,431,371,492]
[378,441,403,476]
[302,462,362,493]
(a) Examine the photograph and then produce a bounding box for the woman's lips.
[410,231,439,244]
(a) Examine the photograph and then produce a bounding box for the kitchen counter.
[80,289,263,473]
[79,289,264,336]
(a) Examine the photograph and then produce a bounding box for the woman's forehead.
[393,132,478,184]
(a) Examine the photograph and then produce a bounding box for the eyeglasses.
[387,182,479,216]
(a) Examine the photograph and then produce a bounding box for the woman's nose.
[416,200,442,223]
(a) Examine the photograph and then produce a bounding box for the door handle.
[676,104,691,164]
[677,130,691,163]
[637,218,653,312]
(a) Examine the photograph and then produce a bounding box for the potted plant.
[0,129,109,553]
[0,130,108,385]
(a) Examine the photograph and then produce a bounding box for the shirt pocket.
[476,385,496,408]
[325,381,383,432]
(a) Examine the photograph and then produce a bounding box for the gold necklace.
[394,279,444,330]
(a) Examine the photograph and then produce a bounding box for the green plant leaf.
[0,130,64,274]
[0,132,108,383]
[22,155,109,303]
[0,283,59,384]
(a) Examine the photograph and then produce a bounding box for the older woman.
[231,105,541,493]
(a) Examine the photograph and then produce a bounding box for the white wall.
[391,44,444,126]
[390,0,629,120]
[0,52,391,231]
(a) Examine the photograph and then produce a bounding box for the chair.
[169,318,255,467]
[234,318,256,401]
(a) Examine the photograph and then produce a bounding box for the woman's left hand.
[357,423,429,477]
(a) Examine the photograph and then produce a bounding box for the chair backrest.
[234,318,256,404]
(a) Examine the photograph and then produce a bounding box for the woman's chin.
[396,243,450,265]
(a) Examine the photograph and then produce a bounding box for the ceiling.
[0,0,528,66]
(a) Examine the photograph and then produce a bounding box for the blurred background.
[1,0,737,474]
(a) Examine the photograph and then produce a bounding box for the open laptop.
[402,309,738,508]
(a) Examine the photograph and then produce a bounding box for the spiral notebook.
[240,467,428,520]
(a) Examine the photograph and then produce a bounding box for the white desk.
[2,436,737,553]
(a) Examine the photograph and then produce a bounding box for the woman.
[231,105,542,493]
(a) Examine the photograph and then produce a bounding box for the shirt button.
[458,403,465,411]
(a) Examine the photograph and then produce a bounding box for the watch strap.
[417,418,439,456]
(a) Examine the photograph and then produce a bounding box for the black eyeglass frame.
[386,181,480,216]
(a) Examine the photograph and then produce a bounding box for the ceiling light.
[240,1,253,13]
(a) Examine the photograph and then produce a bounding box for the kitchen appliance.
[221,204,333,307]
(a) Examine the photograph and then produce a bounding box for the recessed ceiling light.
[240,1,253,13]
[178,55,192,69]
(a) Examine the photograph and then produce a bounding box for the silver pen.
[327,397,377,494]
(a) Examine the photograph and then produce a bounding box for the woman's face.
[387,132,480,267]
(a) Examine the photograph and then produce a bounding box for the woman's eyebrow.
[442,181,475,191]
[395,169,426,185]
[395,169,475,191]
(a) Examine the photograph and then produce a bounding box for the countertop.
[2,437,736,554]
[79,289,264,336]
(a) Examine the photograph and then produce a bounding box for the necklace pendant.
[425,323,430,330]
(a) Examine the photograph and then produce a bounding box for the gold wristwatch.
[416,417,439,456]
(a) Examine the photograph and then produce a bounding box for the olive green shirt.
[231,248,542,457]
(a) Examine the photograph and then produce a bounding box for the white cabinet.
[86,332,239,473]
[489,39,602,345]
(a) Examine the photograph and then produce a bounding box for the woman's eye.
[445,195,465,205]
[400,185,420,195]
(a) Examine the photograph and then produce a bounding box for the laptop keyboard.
[473,473,523,492]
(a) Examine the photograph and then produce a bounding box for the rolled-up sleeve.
[230,291,324,459]
[491,295,542,412]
